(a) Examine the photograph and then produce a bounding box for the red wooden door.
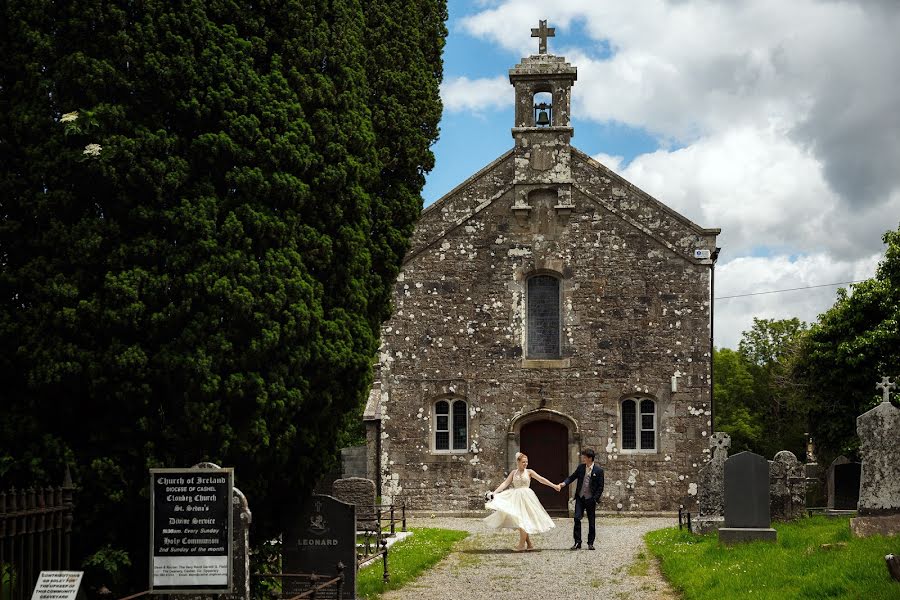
[520,420,569,516]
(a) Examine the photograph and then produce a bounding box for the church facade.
[365,26,721,515]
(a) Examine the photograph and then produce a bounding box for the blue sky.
[421,0,899,348]
[424,1,658,204]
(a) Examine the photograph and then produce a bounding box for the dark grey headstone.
[833,463,861,511]
[724,451,770,528]
[283,495,356,599]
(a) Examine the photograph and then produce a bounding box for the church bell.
[536,109,550,126]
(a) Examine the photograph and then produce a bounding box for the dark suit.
[562,463,604,546]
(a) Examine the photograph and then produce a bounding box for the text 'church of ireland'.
[364,23,721,515]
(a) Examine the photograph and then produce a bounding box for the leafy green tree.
[795,224,900,463]
[0,0,446,593]
[738,317,809,458]
[713,318,809,458]
[713,347,763,453]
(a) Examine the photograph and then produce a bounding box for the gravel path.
[381,516,676,600]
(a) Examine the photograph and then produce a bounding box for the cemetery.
[2,5,900,600]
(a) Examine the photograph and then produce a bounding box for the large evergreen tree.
[0,0,445,591]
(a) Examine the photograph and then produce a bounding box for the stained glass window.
[640,399,656,450]
[527,275,561,359]
[621,398,656,451]
[452,400,468,450]
[434,399,468,452]
[621,399,637,450]
[435,400,449,450]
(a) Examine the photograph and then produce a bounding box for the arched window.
[526,274,561,359]
[621,398,656,451]
[434,399,468,452]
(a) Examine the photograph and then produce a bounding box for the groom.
[558,448,604,550]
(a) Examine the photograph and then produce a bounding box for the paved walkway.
[382,516,676,600]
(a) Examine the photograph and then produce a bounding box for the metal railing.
[373,502,406,537]
[677,507,692,531]
[0,470,75,600]
[356,535,388,582]
[253,567,345,600]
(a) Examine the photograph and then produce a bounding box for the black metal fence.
[0,470,75,600]
[253,567,345,600]
[373,503,406,538]
[677,507,692,531]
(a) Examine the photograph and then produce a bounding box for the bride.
[484,451,560,551]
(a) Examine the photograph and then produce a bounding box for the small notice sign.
[149,467,233,593]
[31,571,83,600]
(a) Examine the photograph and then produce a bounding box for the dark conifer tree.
[0,0,446,589]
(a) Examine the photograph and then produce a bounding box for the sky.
[423,0,900,349]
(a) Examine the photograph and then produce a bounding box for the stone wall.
[376,150,717,513]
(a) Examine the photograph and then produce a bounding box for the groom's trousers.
[573,495,596,546]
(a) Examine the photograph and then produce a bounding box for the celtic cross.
[876,376,896,404]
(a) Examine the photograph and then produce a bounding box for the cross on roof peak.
[876,376,896,404]
[531,19,555,55]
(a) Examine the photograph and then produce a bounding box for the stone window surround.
[431,396,469,455]
[618,396,659,454]
[523,268,564,363]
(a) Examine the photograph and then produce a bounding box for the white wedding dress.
[483,469,556,534]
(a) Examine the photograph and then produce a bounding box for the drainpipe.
[710,247,721,432]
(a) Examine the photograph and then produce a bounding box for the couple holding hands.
[484,448,604,551]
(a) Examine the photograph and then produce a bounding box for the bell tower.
[509,20,578,219]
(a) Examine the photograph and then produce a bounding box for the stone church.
[364,23,721,515]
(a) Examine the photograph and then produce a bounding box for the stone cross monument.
[850,375,900,537]
[876,375,896,404]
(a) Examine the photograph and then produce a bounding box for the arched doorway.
[520,420,569,516]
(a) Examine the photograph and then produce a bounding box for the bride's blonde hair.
[515,451,527,462]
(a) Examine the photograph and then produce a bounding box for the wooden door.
[520,420,569,516]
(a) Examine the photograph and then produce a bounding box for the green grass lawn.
[357,527,468,599]
[646,516,899,599]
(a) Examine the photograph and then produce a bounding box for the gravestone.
[851,376,900,537]
[804,461,825,508]
[340,447,368,479]
[833,463,862,510]
[332,478,377,529]
[769,451,806,521]
[283,495,356,599]
[718,451,777,544]
[169,462,252,600]
[693,432,730,534]
[826,456,861,511]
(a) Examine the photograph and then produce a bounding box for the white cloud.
[461,1,900,207]
[714,252,881,348]
[455,0,900,344]
[440,75,511,113]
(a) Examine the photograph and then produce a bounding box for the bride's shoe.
[513,544,527,552]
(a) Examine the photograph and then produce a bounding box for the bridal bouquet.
[484,491,494,502]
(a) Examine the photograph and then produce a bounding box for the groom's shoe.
[570,543,581,550]
[587,544,595,550]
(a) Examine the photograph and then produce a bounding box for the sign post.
[149,467,234,594]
